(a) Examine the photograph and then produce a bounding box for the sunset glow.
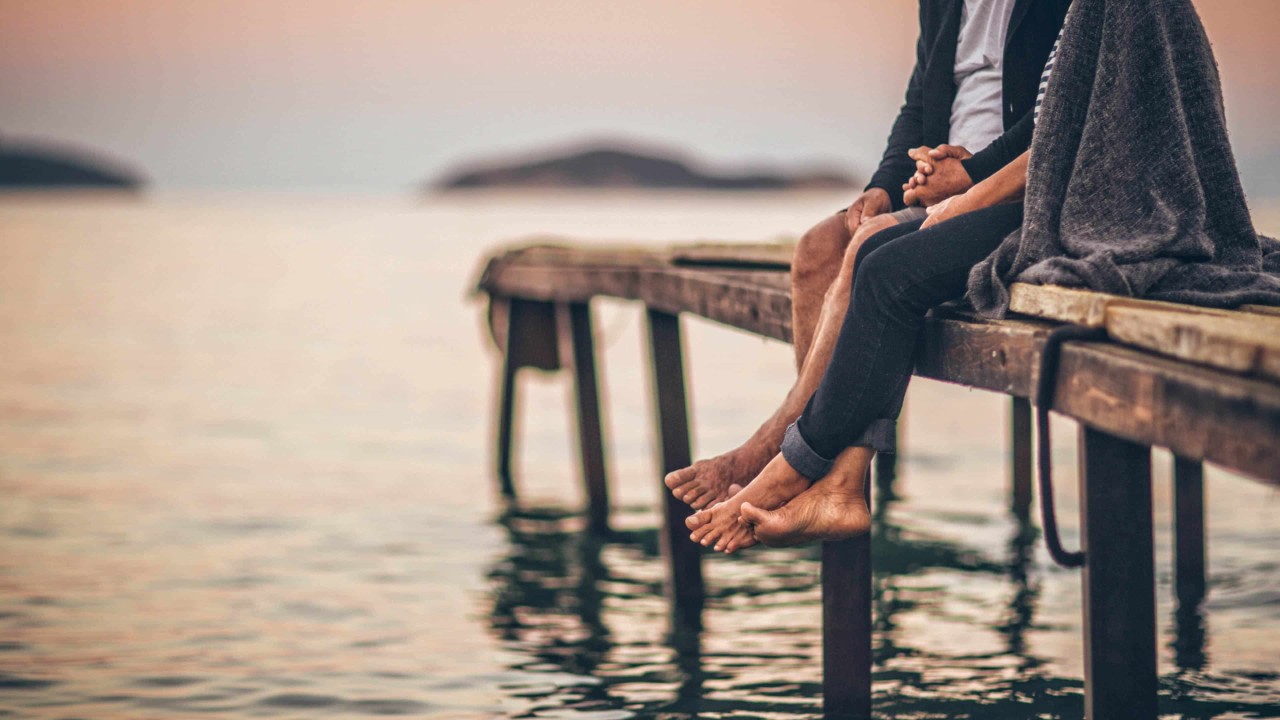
[2,0,1278,192]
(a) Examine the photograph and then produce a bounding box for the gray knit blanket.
[966,0,1280,316]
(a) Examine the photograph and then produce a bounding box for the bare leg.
[740,447,873,547]
[664,214,861,510]
[790,213,853,369]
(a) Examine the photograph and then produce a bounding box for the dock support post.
[1079,428,1156,720]
[496,342,519,499]
[1010,397,1033,519]
[873,399,900,503]
[822,469,872,720]
[492,297,561,500]
[1172,455,1207,670]
[1173,456,1206,609]
[559,301,611,534]
[646,308,704,633]
[873,447,897,504]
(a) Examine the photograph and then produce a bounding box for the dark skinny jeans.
[781,203,1025,481]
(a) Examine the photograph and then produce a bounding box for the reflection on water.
[0,193,1276,718]
[485,478,1279,719]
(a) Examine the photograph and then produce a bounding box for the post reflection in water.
[480,459,1093,719]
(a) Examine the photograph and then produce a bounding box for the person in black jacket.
[664,0,1070,521]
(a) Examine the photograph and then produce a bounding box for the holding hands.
[903,144,974,208]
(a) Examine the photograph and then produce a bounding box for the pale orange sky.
[2,0,1278,194]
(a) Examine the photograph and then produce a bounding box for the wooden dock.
[475,241,1280,720]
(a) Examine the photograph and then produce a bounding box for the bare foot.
[740,458,871,547]
[664,443,772,510]
[686,453,810,553]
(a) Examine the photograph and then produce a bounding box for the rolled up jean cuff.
[781,419,896,482]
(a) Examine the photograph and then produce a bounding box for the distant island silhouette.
[435,143,858,191]
[0,137,144,190]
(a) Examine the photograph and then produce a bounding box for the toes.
[685,487,710,509]
[690,519,715,543]
[726,483,744,496]
[686,508,710,530]
[664,465,696,490]
[739,501,771,528]
[691,488,726,510]
[741,502,787,544]
[714,522,743,552]
[743,502,795,546]
[726,530,756,554]
[693,512,728,546]
[723,524,753,553]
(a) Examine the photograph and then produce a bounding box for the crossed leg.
[741,445,872,547]
[731,204,1027,550]
[682,214,921,552]
[663,213,859,510]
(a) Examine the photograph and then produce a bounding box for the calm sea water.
[0,191,1276,719]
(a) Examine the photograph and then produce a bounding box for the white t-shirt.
[949,0,1017,152]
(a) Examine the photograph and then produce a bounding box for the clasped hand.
[903,144,974,208]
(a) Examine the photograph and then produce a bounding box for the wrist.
[962,179,1000,210]
[949,189,982,216]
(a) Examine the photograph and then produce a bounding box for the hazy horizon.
[3,0,1279,196]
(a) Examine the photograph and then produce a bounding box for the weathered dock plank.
[671,241,795,269]
[919,310,1280,482]
[1010,283,1280,381]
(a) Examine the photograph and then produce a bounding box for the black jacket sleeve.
[865,11,928,211]
[961,108,1035,184]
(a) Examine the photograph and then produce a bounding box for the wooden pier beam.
[1010,396,1034,519]
[1173,456,1206,608]
[645,308,704,633]
[559,301,611,534]
[822,470,873,720]
[1079,428,1156,720]
[492,297,561,499]
[496,341,519,499]
[1172,457,1209,669]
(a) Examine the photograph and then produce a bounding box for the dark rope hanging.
[1034,323,1109,569]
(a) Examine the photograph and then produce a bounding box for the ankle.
[827,467,869,492]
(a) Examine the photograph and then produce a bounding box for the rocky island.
[0,138,145,190]
[435,143,857,191]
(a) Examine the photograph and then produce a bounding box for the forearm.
[964,151,1029,209]
[962,111,1034,184]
